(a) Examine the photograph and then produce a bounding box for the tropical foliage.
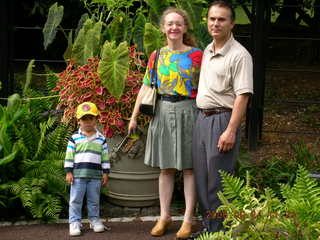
[52,46,150,138]
[236,140,320,196]
[42,0,211,137]
[1,0,319,227]
[195,166,320,239]
[0,62,72,221]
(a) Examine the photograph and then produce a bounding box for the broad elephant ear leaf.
[83,21,103,60]
[43,3,64,50]
[71,19,103,65]
[143,23,163,57]
[75,13,89,38]
[110,11,133,45]
[98,41,129,100]
[63,30,73,60]
[71,18,93,64]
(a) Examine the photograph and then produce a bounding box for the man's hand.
[217,94,250,152]
[66,172,74,184]
[217,129,236,152]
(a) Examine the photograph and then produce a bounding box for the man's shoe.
[175,221,193,239]
[150,219,172,236]
[89,219,105,233]
[69,222,82,236]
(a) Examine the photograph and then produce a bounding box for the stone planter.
[106,134,160,207]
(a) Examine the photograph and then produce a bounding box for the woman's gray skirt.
[144,99,198,170]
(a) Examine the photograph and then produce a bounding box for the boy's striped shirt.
[64,129,110,178]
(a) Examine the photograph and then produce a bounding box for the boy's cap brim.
[77,112,99,119]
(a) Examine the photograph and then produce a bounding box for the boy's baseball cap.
[76,102,100,119]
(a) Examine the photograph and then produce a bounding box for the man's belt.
[200,107,232,116]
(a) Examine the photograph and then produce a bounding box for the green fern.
[281,166,320,210]
[219,170,245,200]
[195,231,232,240]
[29,193,62,221]
[32,118,56,160]
[44,65,59,93]
[45,123,71,153]
[217,166,320,239]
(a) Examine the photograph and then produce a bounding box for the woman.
[128,7,202,239]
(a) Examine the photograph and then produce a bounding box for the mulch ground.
[0,221,201,240]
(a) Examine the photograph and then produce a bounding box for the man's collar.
[209,33,234,56]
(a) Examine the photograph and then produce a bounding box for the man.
[191,0,253,236]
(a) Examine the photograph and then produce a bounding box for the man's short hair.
[208,1,236,22]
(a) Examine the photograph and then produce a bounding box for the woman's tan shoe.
[150,219,172,236]
[175,221,193,239]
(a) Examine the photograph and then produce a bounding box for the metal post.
[247,0,267,150]
[0,0,13,99]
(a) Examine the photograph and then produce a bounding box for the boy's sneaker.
[89,219,105,233]
[69,222,82,236]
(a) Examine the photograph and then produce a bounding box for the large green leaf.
[176,0,205,31]
[145,0,169,23]
[63,30,73,61]
[109,11,133,45]
[83,21,103,60]
[132,13,146,52]
[75,13,89,38]
[98,41,129,100]
[42,3,64,50]
[71,18,94,65]
[143,23,163,57]
[71,20,103,65]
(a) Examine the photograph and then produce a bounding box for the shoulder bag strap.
[151,49,160,89]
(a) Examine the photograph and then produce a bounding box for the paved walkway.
[0,217,201,240]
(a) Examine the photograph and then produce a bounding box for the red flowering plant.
[52,46,150,138]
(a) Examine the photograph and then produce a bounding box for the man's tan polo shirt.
[197,35,253,109]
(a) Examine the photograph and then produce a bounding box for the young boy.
[64,102,110,236]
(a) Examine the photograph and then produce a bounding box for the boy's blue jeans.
[69,178,102,223]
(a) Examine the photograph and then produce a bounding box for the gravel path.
[0,220,201,240]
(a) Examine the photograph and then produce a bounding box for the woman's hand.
[128,85,149,135]
[128,118,137,135]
